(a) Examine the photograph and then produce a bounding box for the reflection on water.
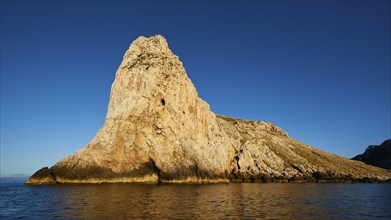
[1,180,391,219]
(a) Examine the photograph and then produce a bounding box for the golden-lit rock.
[26,35,391,185]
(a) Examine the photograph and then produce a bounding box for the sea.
[1,178,390,219]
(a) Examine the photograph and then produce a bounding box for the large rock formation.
[352,140,391,169]
[26,35,391,185]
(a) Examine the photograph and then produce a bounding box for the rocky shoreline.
[26,166,391,185]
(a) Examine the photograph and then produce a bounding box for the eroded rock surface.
[217,116,390,183]
[26,35,391,185]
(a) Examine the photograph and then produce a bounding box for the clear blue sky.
[1,1,390,177]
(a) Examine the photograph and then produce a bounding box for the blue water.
[1,178,390,219]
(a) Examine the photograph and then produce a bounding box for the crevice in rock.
[192,163,201,179]
[230,154,242,181]
[150,158,162,183]
[160,98,165,106]
[250,175,255,183]
[291,164,304,174]
[312,171,323,182]
[50,171,59,184]
[235,155,241,170]
[230,168,238,179]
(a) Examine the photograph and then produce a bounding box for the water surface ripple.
[1,179,390,219]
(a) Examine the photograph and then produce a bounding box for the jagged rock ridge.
[352,140,391,169]
[26,35,391,185]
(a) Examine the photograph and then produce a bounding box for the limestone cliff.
[26,35,391,185]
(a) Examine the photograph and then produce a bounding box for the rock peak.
[124,34,170,59]
[135,34,168,45]
[106,34,191,120]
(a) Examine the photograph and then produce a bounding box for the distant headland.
[353,140,391,170]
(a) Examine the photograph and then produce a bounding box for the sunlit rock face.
[26,35,391,185]
[217,116,391,183]
[27,35,233,184]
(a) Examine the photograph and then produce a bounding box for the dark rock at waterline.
[25,167,57,185]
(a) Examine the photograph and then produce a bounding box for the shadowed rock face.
[25,167,57,185]
[352,140,391,170]
[26,35,391,185]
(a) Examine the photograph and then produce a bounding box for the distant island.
[26,35,391,185]
[2,174,29,179]
[352,140,391,169]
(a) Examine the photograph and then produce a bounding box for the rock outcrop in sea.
[26,35,391,185]
[352,140,391,169]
